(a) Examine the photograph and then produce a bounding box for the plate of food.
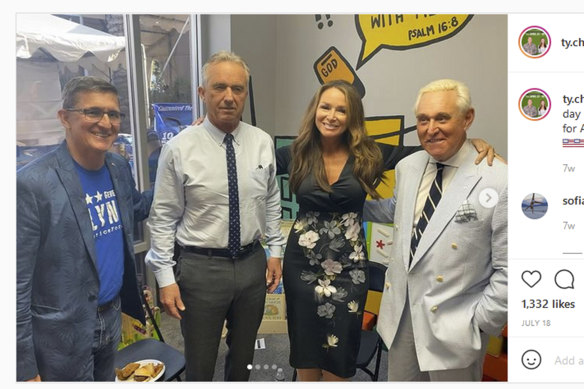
[115,359,165,382]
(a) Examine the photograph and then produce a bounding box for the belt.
[97,298,116,312]
[182,240,260,259]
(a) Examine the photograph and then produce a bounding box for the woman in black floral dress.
[276,80,406,381]
[276,80,494,381]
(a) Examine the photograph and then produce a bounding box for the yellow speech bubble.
[356,14,473,69]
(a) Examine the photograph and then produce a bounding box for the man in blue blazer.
[365,79,507,381]
[17,77,152,381]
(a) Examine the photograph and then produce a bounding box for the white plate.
[115,359,165,382]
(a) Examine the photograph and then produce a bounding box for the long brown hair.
[289,80,385,199]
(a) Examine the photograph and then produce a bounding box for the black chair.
[291,261,388,381]
[354,261,387,380]
[114,291,185,381]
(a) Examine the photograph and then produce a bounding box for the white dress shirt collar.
[203,117,242,146]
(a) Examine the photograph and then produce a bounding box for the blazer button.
[436,275,444,282]
[385,281,391,289]
[430,305,438,313]
[394,224,399,230]
[451,243,458,249]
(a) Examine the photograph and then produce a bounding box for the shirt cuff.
[268,245,283,258]
[154,268,177,288]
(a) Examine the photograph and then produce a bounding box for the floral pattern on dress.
[294,211,367,349]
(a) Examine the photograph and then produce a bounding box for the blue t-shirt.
[74,161,125,305]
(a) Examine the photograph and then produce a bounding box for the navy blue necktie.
[224,133,240,258]
[409,163,444,266]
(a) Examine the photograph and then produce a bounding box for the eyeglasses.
[66,108,126,124]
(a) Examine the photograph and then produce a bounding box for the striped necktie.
[409,163,445,266]
[224,133,240,258]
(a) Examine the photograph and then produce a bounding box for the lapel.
[400,152,428,268]
[105,153,132,253]
[54,142,98,269]
[410,146,482,270]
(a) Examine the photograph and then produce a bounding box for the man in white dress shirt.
[145,51,285,381]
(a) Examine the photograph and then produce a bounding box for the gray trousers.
[388,295,489,381]
[177,246,267,381]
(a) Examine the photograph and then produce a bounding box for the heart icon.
[522,270,542,288]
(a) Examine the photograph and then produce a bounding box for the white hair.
[414,79,472,114]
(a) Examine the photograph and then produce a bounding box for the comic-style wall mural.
[272,14,489,217]
[229,13,507,263]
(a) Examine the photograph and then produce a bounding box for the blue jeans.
[80,296,122,381]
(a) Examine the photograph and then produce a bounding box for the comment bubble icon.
[554,269,575,289]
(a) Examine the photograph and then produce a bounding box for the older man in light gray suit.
[364,79,507,381]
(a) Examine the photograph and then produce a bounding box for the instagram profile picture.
[519,88,550,121]
[521,193,548,220]
[519,26,551,58]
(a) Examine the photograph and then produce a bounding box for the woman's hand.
[470,138,506,165]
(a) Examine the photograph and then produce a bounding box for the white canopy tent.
[16,13,126,63]
[16,14,127,147]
